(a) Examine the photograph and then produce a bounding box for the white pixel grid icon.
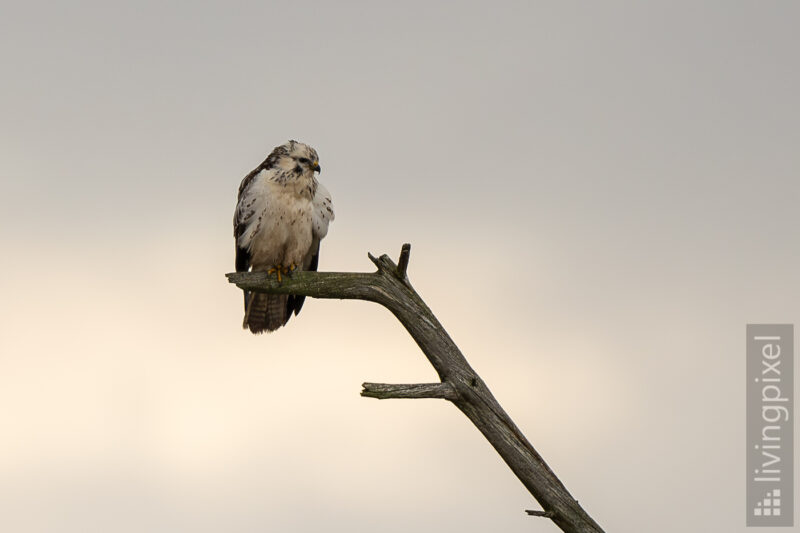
[753,489,781,517]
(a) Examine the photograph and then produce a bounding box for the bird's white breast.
[243,170,315,269]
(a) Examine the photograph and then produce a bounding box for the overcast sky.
[1,2,798,532]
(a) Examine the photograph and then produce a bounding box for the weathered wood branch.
[226,244,605,533]
[361,382,458,400]
[395,242,411,280]
[527,509,556,518]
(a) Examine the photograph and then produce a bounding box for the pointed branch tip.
[397,243,411,279]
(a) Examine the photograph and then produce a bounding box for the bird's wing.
[288,182,335,317]
[307,181,334,271]
[234,169,271,314]
[234,168,270,272]
[311,182,335,242]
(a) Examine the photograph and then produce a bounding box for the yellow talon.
[267,264,296,283]
[267,265,284,282]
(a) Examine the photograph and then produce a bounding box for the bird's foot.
[267,264,288,283]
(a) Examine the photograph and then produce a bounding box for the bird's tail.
[243,292,289,333]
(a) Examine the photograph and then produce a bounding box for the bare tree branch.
[226,244,605,533]
[361,382,458,400]
[395,242,411,280]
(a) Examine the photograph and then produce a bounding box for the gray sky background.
[1,1,798,532]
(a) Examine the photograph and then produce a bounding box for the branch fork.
[367,242,411,283]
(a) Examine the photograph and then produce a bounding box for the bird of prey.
[234,140,334,333]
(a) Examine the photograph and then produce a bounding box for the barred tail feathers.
[243,292,289,333]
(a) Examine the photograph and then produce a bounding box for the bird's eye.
[298,157,310,164]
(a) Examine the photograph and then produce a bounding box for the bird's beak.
[312,162,321,173]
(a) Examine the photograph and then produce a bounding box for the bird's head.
[269,140,321,175]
